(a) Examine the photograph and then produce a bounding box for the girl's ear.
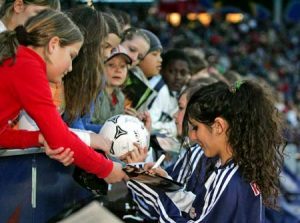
[213,117,228,135]
[48,36,60,54]
[14,0,25,13]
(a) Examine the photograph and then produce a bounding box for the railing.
[0,147,43,157]
[0,148,92,223]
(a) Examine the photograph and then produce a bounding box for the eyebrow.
[129,46,138,51]
[188,119,197,125]
[71,51,79,59]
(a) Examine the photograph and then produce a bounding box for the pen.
[151,154,166,169]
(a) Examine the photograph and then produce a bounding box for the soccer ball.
[99,114,150,157]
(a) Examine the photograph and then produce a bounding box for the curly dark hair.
[64,7,108,123]
[183,80,285,208]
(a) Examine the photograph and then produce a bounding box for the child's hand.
[124,107,138,117]
[43,140,74,166]
[104,162,129,183]
[120,143,148,163]
[124,108,152,133]
[90,133,112,154]
[137,111,152,132]
[144,162,169,178]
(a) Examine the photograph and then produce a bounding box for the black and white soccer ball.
[100,114,149,157]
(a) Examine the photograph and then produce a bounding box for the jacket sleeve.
[0,128,40,149]
[148,86,177,137]
[128,180,192,223]
[10,59,113,178]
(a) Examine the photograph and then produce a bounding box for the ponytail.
[184,80,285,208]
[0,29,19,64]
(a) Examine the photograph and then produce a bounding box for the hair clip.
[230,80,244,93]
[87,0,95,9]
[15,25,31,45]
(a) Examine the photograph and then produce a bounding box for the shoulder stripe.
[205,166,234,214]
[177,145,204,184]
[179,149,203,184]
[132,194,158,220]
[199,164,239,221]
[128,180,177,223]
[128,180,159,211]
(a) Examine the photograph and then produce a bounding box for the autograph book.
[123,165,183,192]
[122,71,154,110]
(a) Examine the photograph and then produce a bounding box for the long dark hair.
[183,80,285,208]
[178,78,218,186]
[102,12,121,37]
[64,7,108,124]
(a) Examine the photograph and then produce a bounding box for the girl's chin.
[203,149,215,158]
[49,79,62,85]
[110,81,123,87]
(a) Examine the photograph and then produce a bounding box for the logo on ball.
[100,115,149,157]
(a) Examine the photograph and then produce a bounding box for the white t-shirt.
[148,75,178,137]
[0,20,7,32]
[19,111,92,146]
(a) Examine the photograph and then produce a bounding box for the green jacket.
[92,88,125,125]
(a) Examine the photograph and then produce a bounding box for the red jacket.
[0,46,113,178]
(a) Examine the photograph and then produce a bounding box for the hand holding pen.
[143,154,168,177]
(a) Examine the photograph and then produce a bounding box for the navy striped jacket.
[128,160,265,223]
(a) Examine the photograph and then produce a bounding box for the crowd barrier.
[0,148,92,223]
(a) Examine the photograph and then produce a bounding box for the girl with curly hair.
[128,80,284,222]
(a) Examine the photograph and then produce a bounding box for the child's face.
[188,118,219,158]
[46,38,82,84]
[174,93,187,137]
[138,50,162,78]
[121,36,149,67]
[104,56,128,87]
[162,59,191,92]
[102,33,121,61]
[14,3,49,27]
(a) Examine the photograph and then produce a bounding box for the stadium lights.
[167,13,181,27]
[187,13,212,26]
[197,13,212,26]
[226,13,244,23]
[187,13,198,21]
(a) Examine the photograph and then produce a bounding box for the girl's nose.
[68,64,72,73]
[158,55,162,62]
[188,131,196,142]
[133,53,139,62]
